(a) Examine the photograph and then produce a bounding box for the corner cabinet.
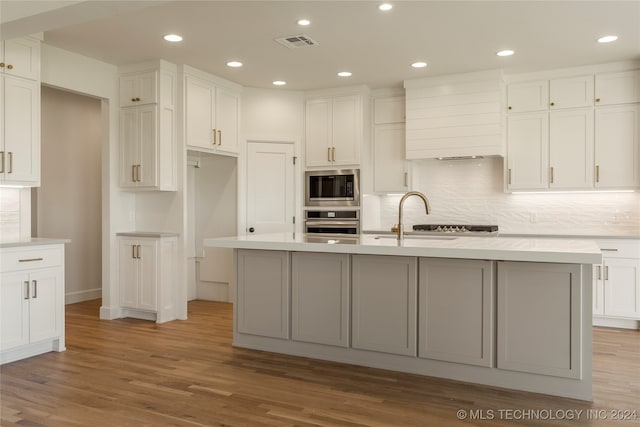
[119,61,177,191]
[1,243,66,365]
[305,94,364,167]
[183,66,241,156]
[0,36,41,187]
[117,233,178,323]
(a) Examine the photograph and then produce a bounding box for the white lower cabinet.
[418,258,494,367]
[351,255,417,356]
[117,234,178,323]
[236,249,290,339]
[291,252,349,347]
[1,244,66,364]
[593,239,640,324]
[497,261,582,379]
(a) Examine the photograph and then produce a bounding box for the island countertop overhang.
[204,233,603,264]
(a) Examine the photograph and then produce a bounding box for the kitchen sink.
[374,235,457,241]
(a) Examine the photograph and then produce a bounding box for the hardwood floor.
[1,299,638,426]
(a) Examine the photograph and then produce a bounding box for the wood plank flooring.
[1,299,638,426]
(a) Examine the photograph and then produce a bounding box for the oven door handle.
[305,221,359,227]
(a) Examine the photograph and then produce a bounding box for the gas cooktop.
[413,224,499,234]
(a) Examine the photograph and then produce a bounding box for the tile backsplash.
[0,188,23,241]
[365,157,640,236]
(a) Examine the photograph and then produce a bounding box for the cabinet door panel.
[292,252,349,347]
[28,268,63,343]
[595,105,639,188]
[305,98,331,167]
[215,88,239,154]
[138,240,158,312]
[185,76,215,149]
[374,97,404,124]
[549,109,594,189]
[2,75,40,184]
[419,259,494,367]
[120,71,157,107]
[332,95,361,165]
[374,124,408,193]
[595,70,640,106]
[497,262,581,379]
[604,258,640,319]
[0,272,30,351]
[507,112,548,190]
[119,239,139,309]
[352,255,417,356]
[137,105,158,188]
[3,38,40,80]
[119,108,140,187]
[237,250,290,339]
[550,76,594,109]
[507,80,548,112]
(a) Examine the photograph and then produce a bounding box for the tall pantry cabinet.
[0,36,41,186]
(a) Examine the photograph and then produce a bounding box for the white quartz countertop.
[0,238,71,248]
[204,233,602,264]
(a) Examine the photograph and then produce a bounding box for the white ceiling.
[2,1,640,90]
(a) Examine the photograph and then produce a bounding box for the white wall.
[370,157,640,236]
[239,88,304,234]
[36,86,102,303]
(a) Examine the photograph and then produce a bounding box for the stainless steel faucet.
[394,191,431,241]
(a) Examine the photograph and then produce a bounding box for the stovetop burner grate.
[413,224,499,233]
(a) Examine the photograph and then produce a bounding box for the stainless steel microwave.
[305,169,360,207]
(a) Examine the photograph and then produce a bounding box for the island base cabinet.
[351,255,417,356]
[291,252,349,347]
[236,250,290,339]
[418,258,494,367]
[497,261,582,379]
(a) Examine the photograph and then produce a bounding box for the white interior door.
[247,142,295,234]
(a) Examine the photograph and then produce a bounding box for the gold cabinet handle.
[0,151,4,173]
[137,165,141,182]
[137,245,141,259]
[403,172,408,187]
[131,98,136,102]
[135,97,140,102]
[218,130,222,145]
[605,265,609,281]
[332,147,336,162]
[131,165,136,182]
[212,128,217,145]
[32,280,38,299]
[550,167,554,184]
[508,168,512,185]
[18,258,44,263]
[132,244,136,259]
[327,147,331,162]
[7,152,12,173]
[24,281,30,300]
[596,265,602,280]
[595,165,600,183]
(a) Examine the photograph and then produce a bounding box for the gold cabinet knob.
[135,97,140,102]
[550,102,555,106]
[0,63,4,68]
[7,64,13,70]
[508,106,512,110]
[131,98,136,102]
[595,98,601,103]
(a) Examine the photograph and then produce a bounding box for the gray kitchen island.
[204,233,602,400]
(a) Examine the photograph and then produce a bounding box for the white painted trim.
[1,339,65,365]
[593,316,640,330]
[99,305,121,320]
[65,288,102,305]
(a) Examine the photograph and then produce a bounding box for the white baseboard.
[593,316,639,330]
[100,305,121,320]
[196,280,229,302]
[65,288,102,304]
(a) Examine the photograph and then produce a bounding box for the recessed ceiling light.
[273,80,287,86]
[337,71,352,77]
[227,61,243,68]
[297,19,311,26]
[163,34,183,42]
[597,35,618,43]
[379,3,393,11]
[496,49,515,57]
[411,62,427,68]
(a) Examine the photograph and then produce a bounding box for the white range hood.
[404,69,505,159]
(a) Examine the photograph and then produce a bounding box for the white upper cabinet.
[507,80,548,113]
[183,69,240,156]
[404,70,504,159]
[374,97,408,193]
[549,109,594,189]
[506,112,548,190]
[374,96,405,124]
[120,71,157,107]
[305,94,363,167]
[549,75,594,109]
[595,70,640,106]
[595,104,640,189]
[119,61,177,191]
[1,37,40,81]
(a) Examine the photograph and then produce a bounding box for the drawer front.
[596,239,640,259]
[1,246,64,272]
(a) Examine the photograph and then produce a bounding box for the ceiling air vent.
[275,34,318,49]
